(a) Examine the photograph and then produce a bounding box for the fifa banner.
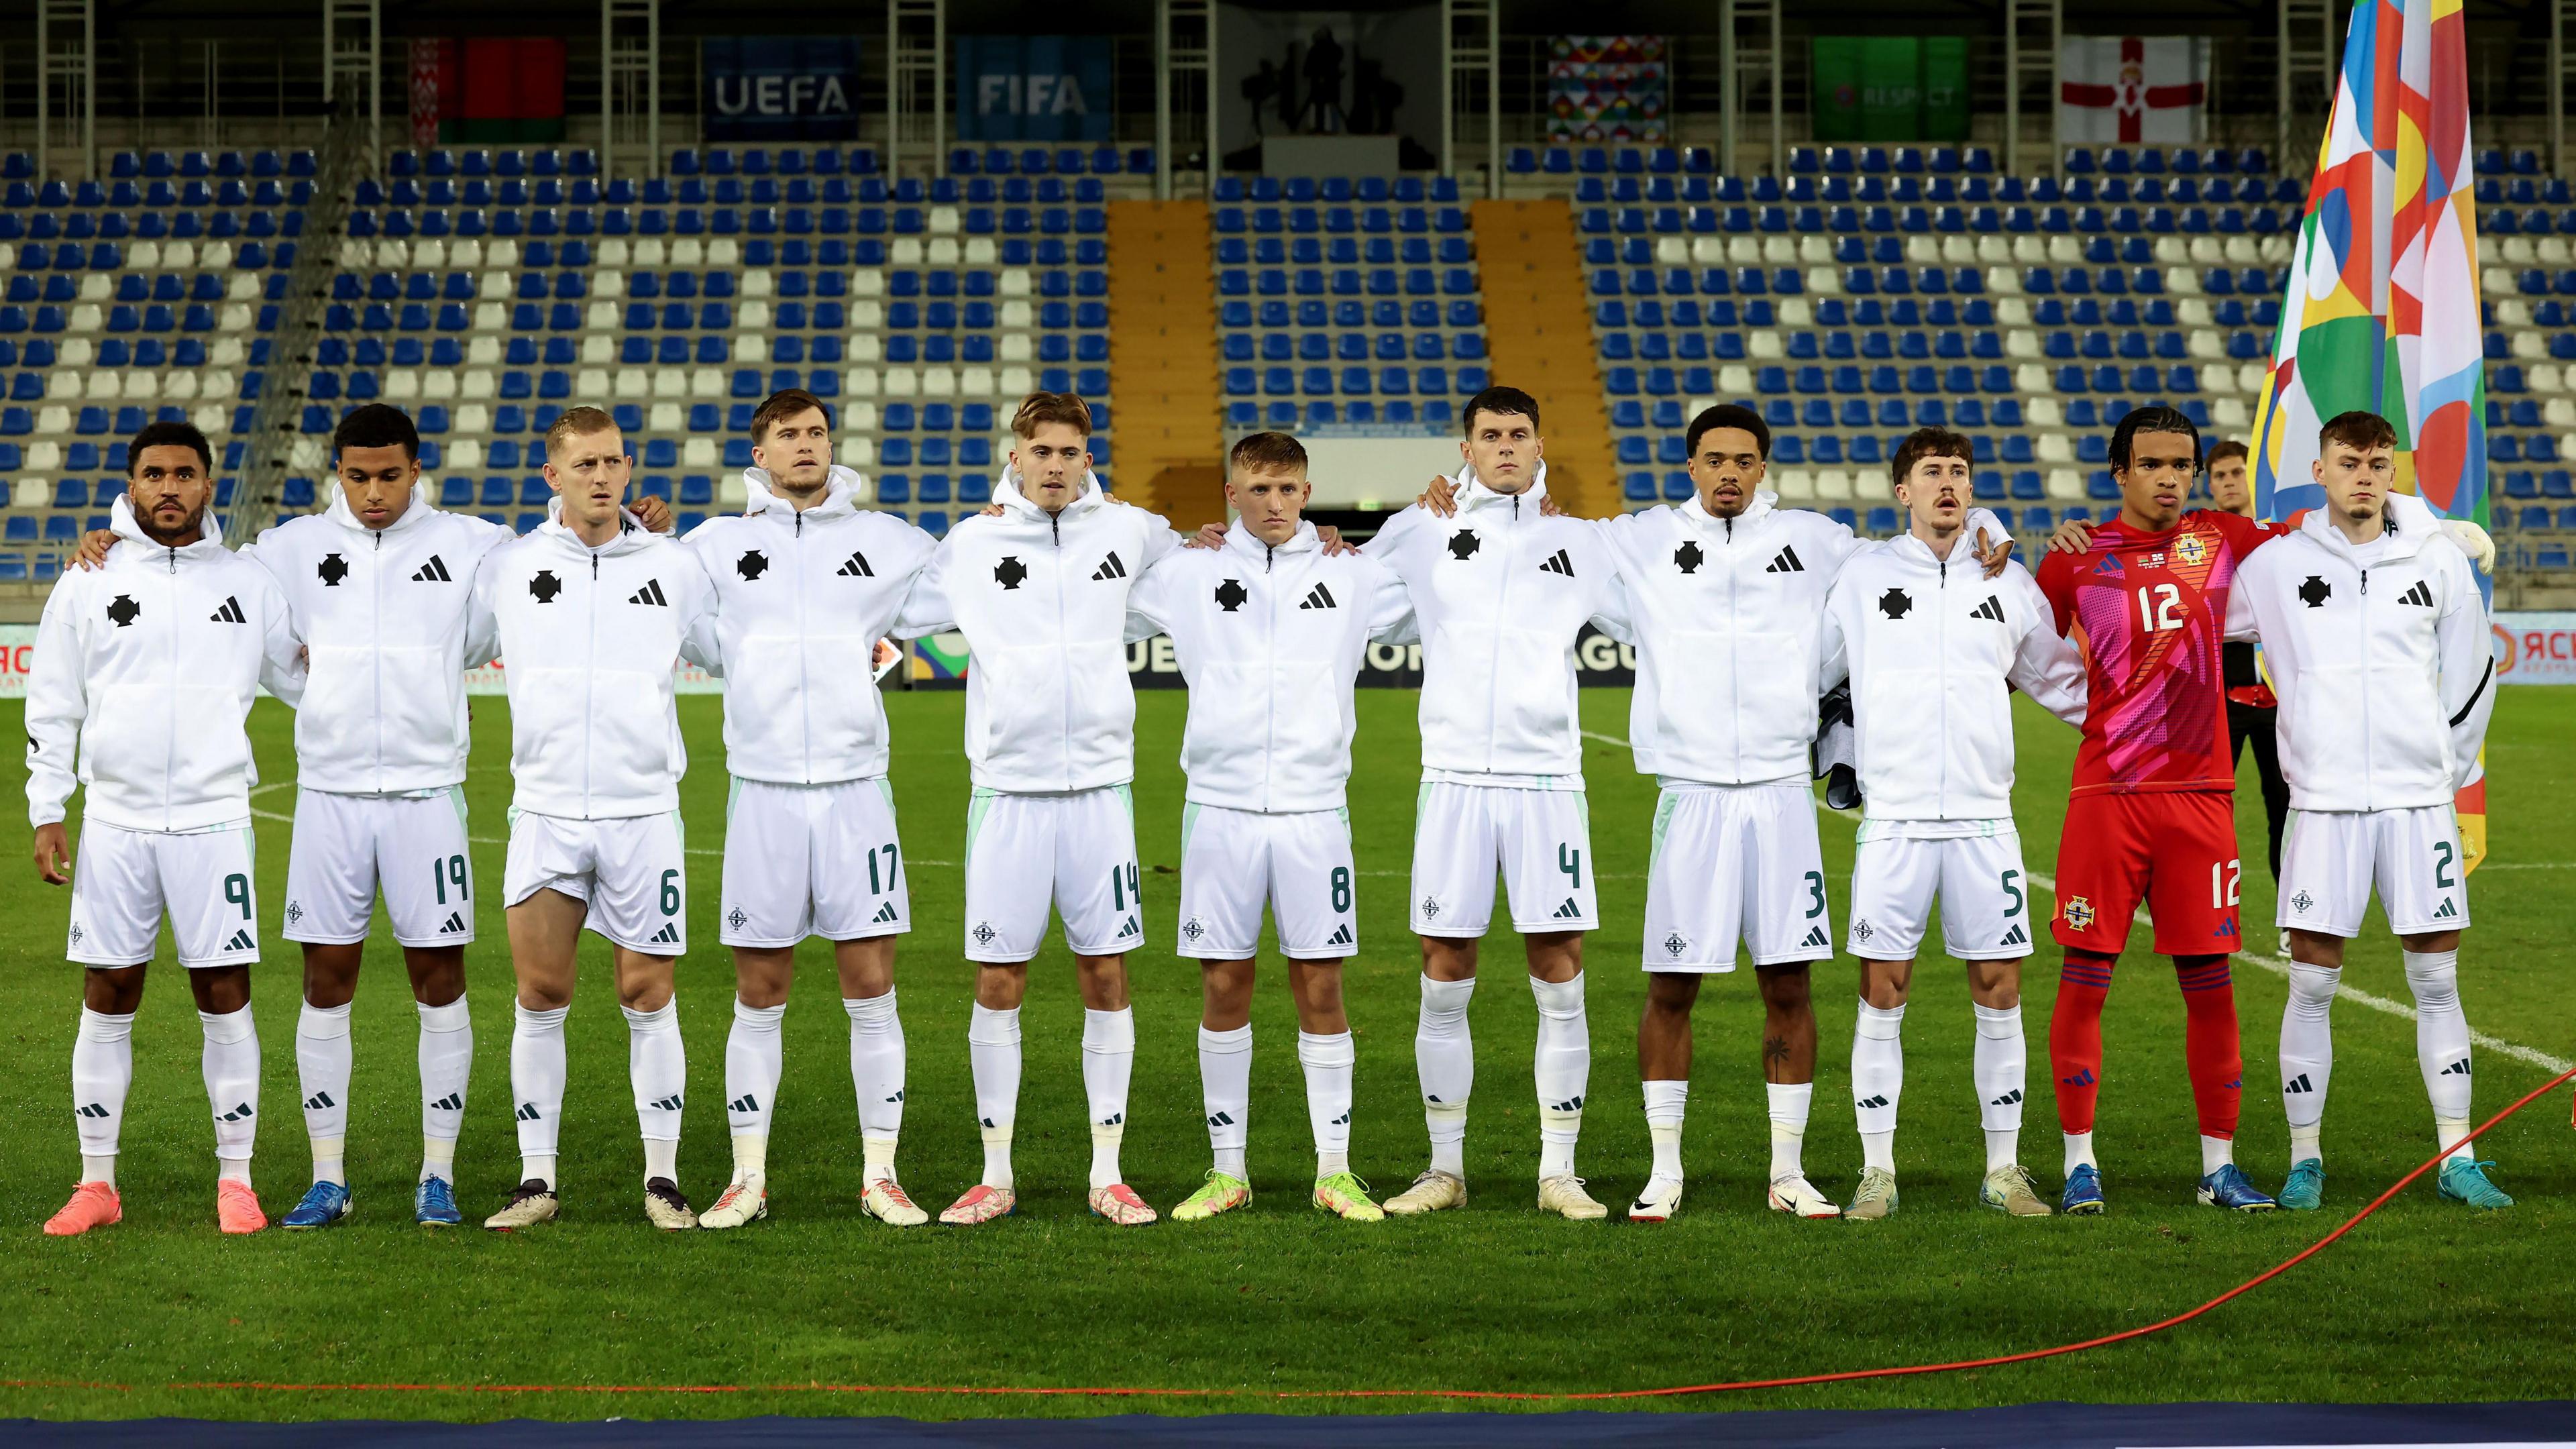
[1548,37,1668,145]
[909,628,1637,689]
[1811,38,1971,144]
[2494,614,2576,684]
[2056,36,2210,146]
[701,37,863,143]
[955,36,1114,144]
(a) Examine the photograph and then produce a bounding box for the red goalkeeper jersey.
[2035,508,2286,797]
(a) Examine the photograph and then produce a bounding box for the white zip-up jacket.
[2225,508,2495,811]
[892,468,1179,792]
[244,482,512,794]
[1363,465,1629,784]
[1126,521,1416,812]
[27,496,307,831]
[1598,490,2010,786]
[466,500,718,819]
[683,466,936,784]
[1819,534,2088,821]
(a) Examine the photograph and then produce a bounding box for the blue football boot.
[2198,1162,2277,1212]
[2436,1159,2513,1210]
[2277,1157,2325,1211]
[415,1175,464,1227]
[2061,1162,2105,1215]
[280,1179,352,1230]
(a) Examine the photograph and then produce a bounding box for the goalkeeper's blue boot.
[2197,1162,2277,1212]
[280,1180,352,1230]
[2277,1157,2325,1212]
[2436,1158,2513,1210]
[2060,1163,2105,1216]
[415,1175,464,1227]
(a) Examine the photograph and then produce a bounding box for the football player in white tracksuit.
[1124,431,1416,1224]
[891,392,1182,1228]
[29,422,307,1237]
[680,388,939,1232]
[1366,387,1632,1222]
[1597,404,2015,1222]
[2222,411,2510,1213]
[1818,428,2088,1222]
[466,409,720,1233]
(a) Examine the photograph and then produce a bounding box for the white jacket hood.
[991,465,1112,523]
[742,464,865,521]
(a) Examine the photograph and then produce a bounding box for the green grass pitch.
[1,687,2571,1421]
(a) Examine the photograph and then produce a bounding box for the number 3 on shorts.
[1803,870,1825,918]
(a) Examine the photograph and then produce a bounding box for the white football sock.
[1415,975,1475,1177]
[1851,1000,1904,1174]
[1972,1002,2026,1175]
[2279,962,2339,1163]
[2200,1134,2235,1175]
[723,997,784,1177]
[2063,1130,2096,1176]
[1530,973,1589,1180]
[201,1004,260,1183]
[1642,1078,1687,1184]
[295,1000,352,1186]
[624,998,686,1181]
[2404,949,2477,1161]
[511,1003,569,1188]
[1297,1030,1355,1177]
[1197,1022,1252,1178]
[845,990,905,1181]
[967,1003,1021,1189]
[1083,1007,1136,1191]
[72,1006,134,1187]
[1766,1081,1811,1181]
[417,994,472,1183]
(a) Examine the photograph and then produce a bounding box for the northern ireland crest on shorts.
[1658,930,1690,961]
[1181,916,1208,943]
[2062,897,2096,930]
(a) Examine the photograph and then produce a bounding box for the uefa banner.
[954,36,1114,144]
[701,36,864,143]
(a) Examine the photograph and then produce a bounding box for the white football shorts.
[68,819,262,969]
[1844,823,2037,962]
[282,787,477,947]
[1640,780,1831,972]
[1409,781,1597,937]
[720,776,909,947]
[503,809,690,955]
[1176,804,1358,960]
[961,785,1143,963]
[2277,804,2471,938]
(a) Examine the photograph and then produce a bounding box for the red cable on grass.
[10,1066,2569,1407]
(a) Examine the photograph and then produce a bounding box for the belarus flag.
[2058,36,2210,146]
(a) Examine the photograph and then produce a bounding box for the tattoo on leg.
[1764,1034,1791,1082]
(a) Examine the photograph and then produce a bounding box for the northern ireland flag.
[2058,36,2210,146]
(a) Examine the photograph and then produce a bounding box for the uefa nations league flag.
[702,37,863,142]
[2057,36,2208,146]
[955,36,1114,143]
[2250,0,2491,864]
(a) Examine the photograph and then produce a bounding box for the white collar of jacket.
[2296,499,2428,564]
[990,465,1108,522]
[108,493,230,561]
[742,464,863,523]
[322,478,435,537]
[1680,487,1776,530]
[1450,461,1549,513]
[1225,519,1318,563]
[537,494,659,557]
[1880,529,1978,570]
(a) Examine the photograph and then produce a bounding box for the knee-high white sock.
[1198,1023,1252,1178]
[625,998,686,1183]
[722,997,784,1177]
[2404,949,2476,1161]
[417,995,471,1183]
[845,990,905,1183]
[1531,973,1589,1179]
[201,1004,260,1185]
[1083,1007,1136,1191]
[1972,1002,2027,1174]
[968,1003,1021,1189]
[1643,1078,1687,1185]
[295,1000,352,1186]
[1415,975,1475,1177]
[1297,1030,1355,1177]
[2280,963,2339,1163]
[1851,1000,1904,1174]
[1766,1081,1812,1181]
[511,1003,569,1188]
[72,1007,134,1187]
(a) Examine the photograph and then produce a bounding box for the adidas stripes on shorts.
[1408,780,1597,936]
[283,786,477,947]
[2277,804,2471,938]
[1844,821,2035,962]
[1176,803,1359,960]
[502,808,690,955]
[961,784,1143,963]
[66,818,262,969]
[719,776,910,947]
[1640,779,1831,971]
